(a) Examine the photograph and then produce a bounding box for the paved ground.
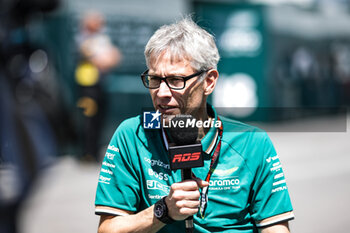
[18,114,350,233]
[266,115,350,233]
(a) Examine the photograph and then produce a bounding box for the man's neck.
[194,105,212,140]
[197,117,212,140]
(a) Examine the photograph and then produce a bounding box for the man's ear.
[204,69,219,96]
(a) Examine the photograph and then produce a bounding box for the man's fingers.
[178,207,200,216]
[171,179,209,191]
[171,180,200,191]
[175,200,200,209]
[166,179,209,221]
[171,190,200,201]
[194,178,209,188]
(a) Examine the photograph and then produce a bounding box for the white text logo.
[108,145,120,153]
[144,157,170,170]
[101,168,113,175]
[148,169,169,181]
[266,155,279,163]
[209,178,240,191]
[99,175,111,184]
[162,117,221,129]
[102,161,116,168]
[106,152,116,160]
[146,180,170,193]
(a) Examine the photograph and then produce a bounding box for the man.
[95,17,294,233]
[75,11,122,162]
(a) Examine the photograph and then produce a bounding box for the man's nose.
[157,80,172,97]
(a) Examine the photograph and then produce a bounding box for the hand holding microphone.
[166,115,207,232]
[165,178,208,219]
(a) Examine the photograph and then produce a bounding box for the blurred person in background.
[75,10,122,162]
[0,0,60,232]
[94,17,294,233]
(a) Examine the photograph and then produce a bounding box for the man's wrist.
[154,196,175,224]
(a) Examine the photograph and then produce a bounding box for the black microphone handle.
[182,168,192,180]
[185,216,194,233]
[182,168,194,233]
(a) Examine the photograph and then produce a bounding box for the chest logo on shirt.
[148,169,169,181]
[209,166,240,191]
[144,157,170,170]
[212,166,239,176]
[146,180,170,193]
[209,178,240,191]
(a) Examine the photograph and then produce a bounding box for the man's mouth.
[159,105,175,110]
[158,105,177,113]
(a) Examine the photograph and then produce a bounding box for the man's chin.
[161,114,175,126]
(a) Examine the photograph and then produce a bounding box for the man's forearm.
[259,222,290,233]
[98,205,166,233]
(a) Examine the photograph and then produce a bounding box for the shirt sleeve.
[94,122,141,215]
[250,132,294,227]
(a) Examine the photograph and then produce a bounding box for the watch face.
[154,203,164,218]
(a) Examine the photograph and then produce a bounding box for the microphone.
[167,115,204,233]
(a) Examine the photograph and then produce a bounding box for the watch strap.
[155,196,175,224]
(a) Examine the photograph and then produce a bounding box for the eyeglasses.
[141,69,208,90]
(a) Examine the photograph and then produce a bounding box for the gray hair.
[144,17,220,73]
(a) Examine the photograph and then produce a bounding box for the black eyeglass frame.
[140,69,208,90]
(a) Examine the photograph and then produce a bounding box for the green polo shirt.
[95,105,294,232]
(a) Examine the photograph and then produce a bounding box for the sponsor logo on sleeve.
[99,175,111,184]
[107,145,120,153]
[267,155,288,193]
[266,155,279,163]
[274,172,284,179]
[273,179,286,186]
[102,161,116,168]
[101,168,113,175]
[272,186,287,193]
[270,164,282,172]
[106,152,116,160]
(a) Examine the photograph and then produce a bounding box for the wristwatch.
[154,196,175,224]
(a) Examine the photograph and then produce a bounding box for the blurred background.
[0,0,349,233]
